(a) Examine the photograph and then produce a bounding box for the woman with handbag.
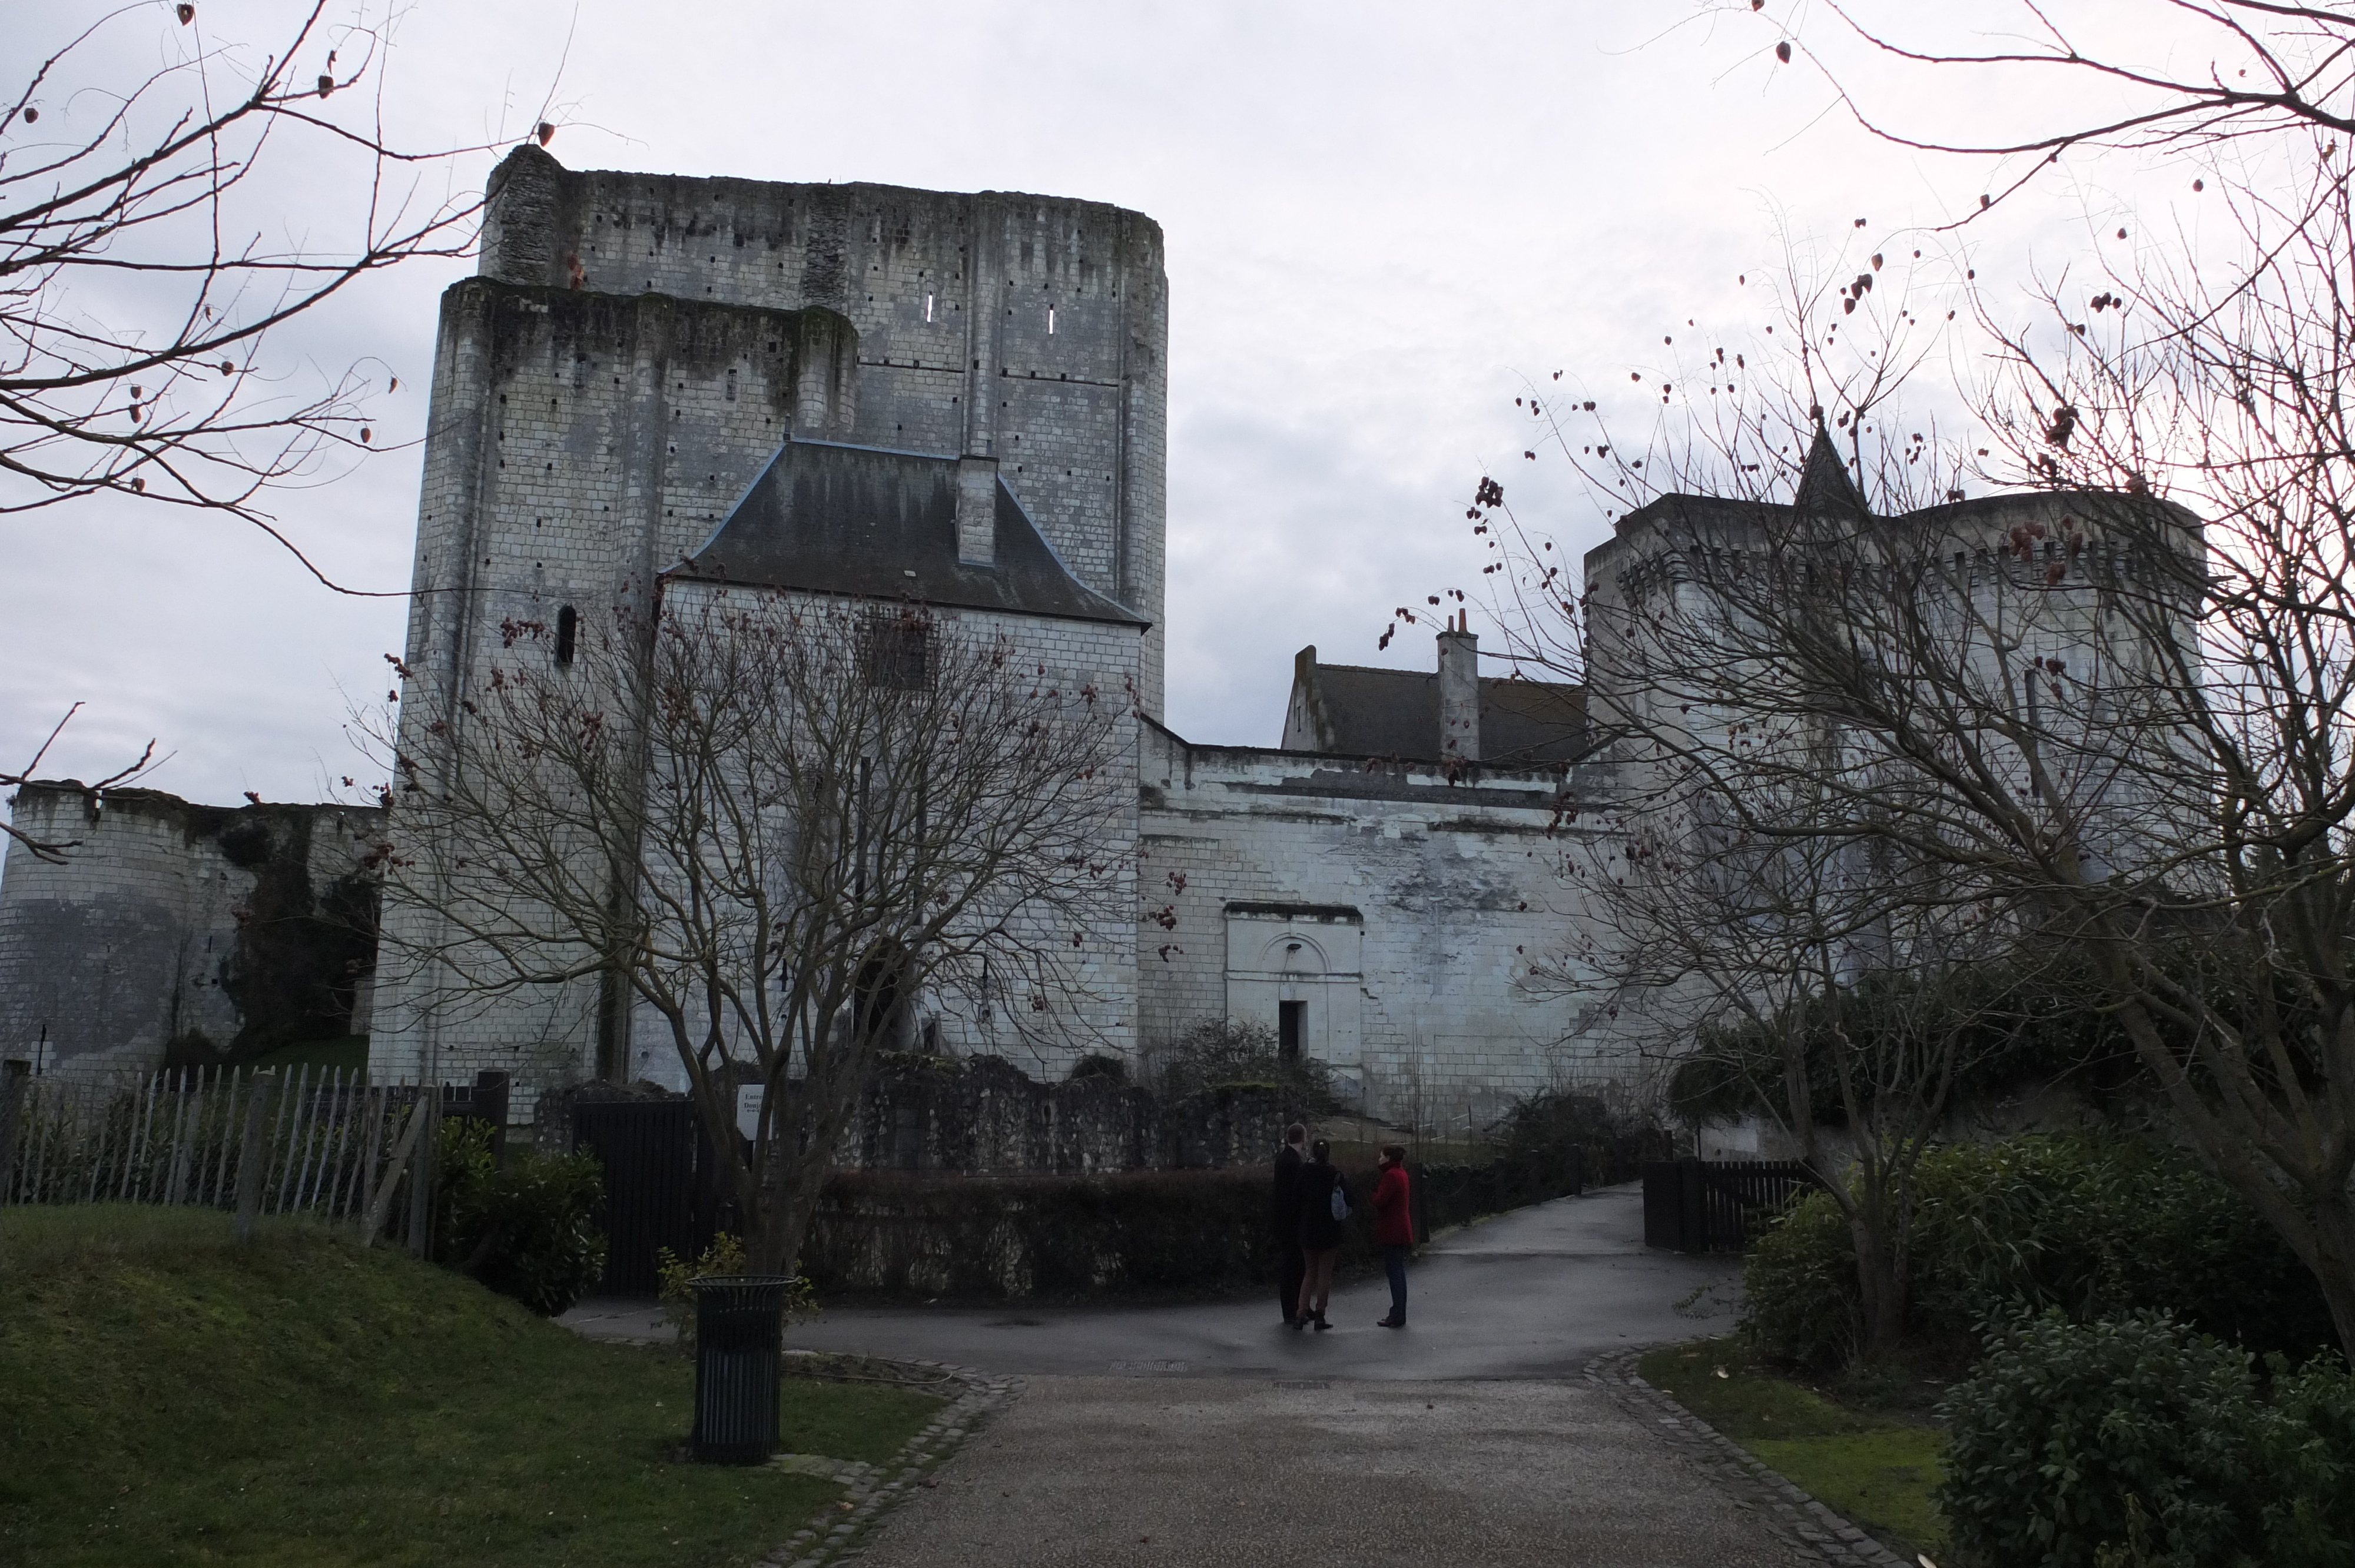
[1293,1138,1349,1331]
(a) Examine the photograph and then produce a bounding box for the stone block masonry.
[1135,722,1635,1119]
[470,147,1169,719]
[0,785,382,1073]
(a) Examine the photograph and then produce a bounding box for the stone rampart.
[0,785,382,1072]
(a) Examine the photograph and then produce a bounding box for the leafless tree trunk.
[365,591,1130,1275]
[1661,0,2355,1358]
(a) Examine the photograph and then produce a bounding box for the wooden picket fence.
[0,1062,510,1243]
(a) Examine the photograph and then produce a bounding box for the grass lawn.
[1640,1337,1946,1560]
[0,1205,944,1567]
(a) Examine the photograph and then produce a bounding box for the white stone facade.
[1134,723,1629,1121]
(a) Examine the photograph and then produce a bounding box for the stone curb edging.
[1584,1347,1917,1568]
[755,1357,1023,1568]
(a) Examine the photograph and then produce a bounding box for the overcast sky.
[2,1,2195,813]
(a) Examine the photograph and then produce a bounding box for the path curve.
[774,1185,1742,1381]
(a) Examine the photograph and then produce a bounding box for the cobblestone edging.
[755,1357,1023,1568]
[1584,1347,1918,1568]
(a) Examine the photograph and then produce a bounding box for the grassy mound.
[0,1206,941,1567]
[1640,1337,1945,1559]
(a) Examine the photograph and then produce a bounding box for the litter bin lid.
[688,1274,795,1310]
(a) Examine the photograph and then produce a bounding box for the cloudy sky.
[2,1,2190,812]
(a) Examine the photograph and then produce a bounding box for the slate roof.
[1303,663,1588,764]
[1793,421,1872,520]
[667,437,1145,627]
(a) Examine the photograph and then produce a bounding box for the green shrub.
[436,1120,608,1316]
[1492,1087,1669,1190]
[1908,1135,2332,1357]
[652,1233,817,1351]
[1737,1133,2336,1368]
[1155,1017,1337,1111]
[2255,1355,2355,1564]
[1939,1312,2264,1567]
[1938,1312,2355,1568]
[1740,1188,1863,1370]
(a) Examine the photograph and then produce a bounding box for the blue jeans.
[1383,1243,1408,1321]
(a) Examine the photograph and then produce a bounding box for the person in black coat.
[1272,1122,1308,1326]
[1293,1138,1349,1331]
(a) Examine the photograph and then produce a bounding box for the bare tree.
[1484,281,2355,1353]
[1736,0,2355,217]
[1635,0,2355,1360]
[0,703,158,859]
[366,590,1132,1275]
[1567,773,2069,1354]
[4,1,543,589]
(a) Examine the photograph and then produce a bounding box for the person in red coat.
[1373,1144,1414,1328]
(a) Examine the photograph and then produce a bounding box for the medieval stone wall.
[374,582,1147,1110]
[838,1053,1288,1176]
[0,786,381,1072]
[1134,724,1633,1121]
[626,585,1147,1085]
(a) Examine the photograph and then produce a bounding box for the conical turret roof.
[1794,421,1871,521]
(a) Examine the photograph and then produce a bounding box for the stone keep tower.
[404,145,1170,722]
[379,148,1168,1089]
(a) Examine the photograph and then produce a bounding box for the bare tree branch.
[1,1,558,593]
[1,703,158,861]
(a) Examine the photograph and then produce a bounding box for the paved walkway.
[569,1188,1797,1566]
[564,1186,1744,1378]
[850,1373,1799,1568]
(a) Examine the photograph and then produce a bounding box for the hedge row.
[801,1148,1590,1301]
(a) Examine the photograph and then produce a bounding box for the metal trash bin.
[691,1274,793,1463]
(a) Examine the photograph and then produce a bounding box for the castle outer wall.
[1134,723,1632,1124]
[0,787,381,1074]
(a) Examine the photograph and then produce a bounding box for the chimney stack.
[956,454,998,566]
[1437,612,1480,763]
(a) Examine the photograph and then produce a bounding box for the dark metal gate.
[1642,1157,1816,1253]
[571,1099,719,1294]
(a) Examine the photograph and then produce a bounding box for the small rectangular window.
[863,616,931,690]
[555,604,578,666]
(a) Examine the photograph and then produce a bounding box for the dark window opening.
[863,615,932,690]
[1278,1000,1305,1062]
[855,949,906,1048]
[555,604,578,666]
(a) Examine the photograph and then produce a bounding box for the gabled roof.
[1297,663,1588,764]
[666,437,1146,627]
